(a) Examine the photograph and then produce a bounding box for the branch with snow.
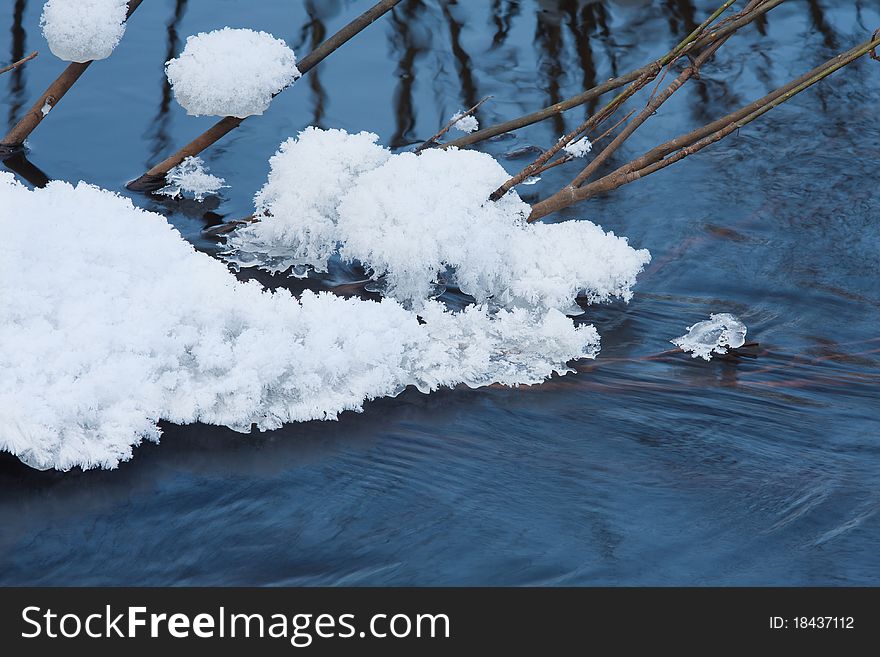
[165,28,300,118]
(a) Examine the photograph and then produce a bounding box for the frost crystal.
[165,28,300,118]
[563,137,593,158]
[158,156,227,201]
[40,0,128,63]
[450,111,479,133]
[671,313,747,360]
[225,128,650,312]
[0,173,599,471]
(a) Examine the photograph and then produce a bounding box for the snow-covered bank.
[0,174,601,471]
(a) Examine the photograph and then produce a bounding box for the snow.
[165,28,300,118]
[40,0,128,63]
[671,313,747,360]
[225,128,650,312]
[0,173,599,471]
[158,156,227,201]
[225,128,390,276]
[563,136,593,158]
[450,111,479,134]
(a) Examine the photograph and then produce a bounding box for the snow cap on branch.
[166,28,300,118]
[40,0,129,63]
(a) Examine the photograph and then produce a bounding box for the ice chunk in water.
[671,313,747,360]
[158,156,227,201]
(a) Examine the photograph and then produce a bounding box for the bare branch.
[0,51,37,77]
[527,31,880,221]
[0,1,143,155]
[415,96,491,153]
[127,0,404,192]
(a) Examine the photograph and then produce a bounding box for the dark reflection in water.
[388,0,429,148]
[146,0,188,165]
[1,0,879,585]
[6,0,27,129]
[489,0,520,49]
[302,0,340,127]
[441,1,481,112]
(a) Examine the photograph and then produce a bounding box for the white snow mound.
[225,128,650,311]
[0,173,599,471]
[671,313,747,360]
[40,0,128,63]
[166,28,300,118]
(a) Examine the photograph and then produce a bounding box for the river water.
[1,0,878,585]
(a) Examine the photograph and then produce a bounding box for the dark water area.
[2,0,879,585]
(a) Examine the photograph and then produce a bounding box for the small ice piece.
[563,136,592,158]
[158,156,226,200]
[671,313,747,360]
[521,176,541,185]
[40,101,52,116]
[40,0,129,63]
[450,111,479,133]
[165,28,300,118]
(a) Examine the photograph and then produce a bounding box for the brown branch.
[0,51,37,76]
[0,1,142,155]
[414,96,491,153]
[127,0,404,192]
[527,31,880,221]
[591,109,636,145]
[488,72,651,201]
[488,0,759,201]
[444,0,784,152]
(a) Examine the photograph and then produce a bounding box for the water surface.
[1,0,879,585]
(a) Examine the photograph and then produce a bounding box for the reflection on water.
[1,0,879,585]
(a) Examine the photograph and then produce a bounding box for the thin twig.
[445,0,783,152]
[0,2,142,154]
[414,96,491,153]
[527,30,880,221]
[591,109,636,145]
[568,0,767,190]
[0,51,37,77]
[127,0,404,192]
[488,0,756,201]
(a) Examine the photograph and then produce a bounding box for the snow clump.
[450,111,479,133]
[225,128,650,312]
[563,136,592,158]
[40,0,129,63]
[165,28,300,118]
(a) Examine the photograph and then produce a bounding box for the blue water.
[1,0,879,585]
